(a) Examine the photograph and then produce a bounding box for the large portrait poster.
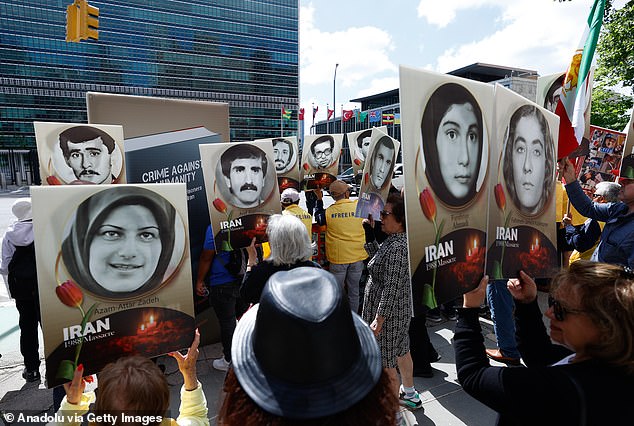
[355,127,400,219]
[32,184,194,388]
[200,141,281,250]
[485,85,559,280]
[34,122,126,185]
[300,134,343,190]
[254,136,301,192]
[347,126,388,175]
[400,66,492,311]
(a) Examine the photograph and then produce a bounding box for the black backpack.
[8,242,38,300]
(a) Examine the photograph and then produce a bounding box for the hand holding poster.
[200,141,282,250]
[400,66,491,311]
[355,128,400,219]
[32,184,194,388]
[34,122,126,185]
[300,134,343,190]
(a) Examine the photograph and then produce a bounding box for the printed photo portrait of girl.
[421,83,485,208]
[502,105,555,216]
[61,186,186,299]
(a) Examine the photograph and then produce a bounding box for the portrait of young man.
[272,138,295,174]
[310,135,336,170]
[58,125,119,184]
[220,144,270,209]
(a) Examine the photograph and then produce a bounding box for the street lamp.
[332,63,339,133]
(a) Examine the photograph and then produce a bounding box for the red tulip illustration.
[364,172,369,185]
[303,163,310,171]
[419,187,444,309]
[54,279,97,381]
[494,183,506,211]
[419,188,436,222]
[353,158,362,166]
[46,175,62,185]
[212,198,227,214]
[55,280,83,309]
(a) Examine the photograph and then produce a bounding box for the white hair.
[594,181,621,203]
[266,214,313,266]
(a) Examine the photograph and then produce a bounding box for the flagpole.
[281,106,283,137]
[332,63,339,134]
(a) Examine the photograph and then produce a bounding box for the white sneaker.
[212,356,230,372]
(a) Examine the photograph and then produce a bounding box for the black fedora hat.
[231,267,381,419]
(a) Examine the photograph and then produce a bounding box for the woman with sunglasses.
[361,194,423,412]
[455,261,634,425]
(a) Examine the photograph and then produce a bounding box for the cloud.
[300,3,396,88]
[417,0,505,28]
[355,77,400,99]
[426,1,603,75]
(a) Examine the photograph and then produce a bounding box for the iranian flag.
[556,0,606,159]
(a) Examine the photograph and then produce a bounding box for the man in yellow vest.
[280,188,313,239]
[314,180,367,312]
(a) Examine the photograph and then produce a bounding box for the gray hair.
[266,214,312,266]
[594,181,621,203]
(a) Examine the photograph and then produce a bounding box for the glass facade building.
[0,0,299,184]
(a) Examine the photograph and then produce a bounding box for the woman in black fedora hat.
[219,267,410,425]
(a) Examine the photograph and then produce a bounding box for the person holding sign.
[421,83,484,207]
[503,105,555,216]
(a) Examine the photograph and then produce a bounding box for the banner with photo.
[355,127,400,219]
[575,125,626,193]
[300,134,343,190]
[485,85,559,281]
[619,110,634,180]
[200,141,282,250]
[400,66,492,311]
[254,136,301,192]
[347,126,387,176]
[34,122,126,185]
[32,184,194,388]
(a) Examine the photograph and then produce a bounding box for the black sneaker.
[22,368,41,382]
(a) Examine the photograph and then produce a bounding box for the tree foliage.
[596,1,634,90]
[591,83,633,131]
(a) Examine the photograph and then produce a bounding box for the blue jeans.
[329,261,364,313]
[209,282,246,362]
[487,279,520,359]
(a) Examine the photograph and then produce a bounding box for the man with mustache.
[221,144,267,208]
[59,126,117,184]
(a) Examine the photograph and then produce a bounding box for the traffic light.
[65,0,99,42]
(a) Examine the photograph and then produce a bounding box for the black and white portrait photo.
[272,137,296,174]
[543,75,564,114]
[309,134,336,170]
[215,143,276,209]
[60,186,186,299]
[368,136,396,191]
[34,122,126,185]
[355,129,372,163]
[421,83,485,208]
[503,105,555,216]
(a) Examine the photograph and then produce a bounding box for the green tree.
[592,1,633,129]
[591,83,633,130]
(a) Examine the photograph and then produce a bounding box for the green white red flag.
[556,0,606,159]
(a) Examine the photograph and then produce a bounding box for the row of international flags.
[281,107,400,125]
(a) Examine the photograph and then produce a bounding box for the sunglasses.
[379,210,393,218]
[547,295,585,321]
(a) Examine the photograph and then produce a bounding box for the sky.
[299,0,627,129]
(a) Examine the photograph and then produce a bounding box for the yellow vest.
[283,204,313,239]
[556,183,587,226]
[324,199,367,264]
[569,221,605,263]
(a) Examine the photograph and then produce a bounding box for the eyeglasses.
[547,295,585,321]
[314,148,332,158]
[379,210,393,218]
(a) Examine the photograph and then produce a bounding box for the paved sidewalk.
[0,311,499,426]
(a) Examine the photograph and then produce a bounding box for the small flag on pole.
[342,110,354,122]
[394,113,401,125]
[369,110,381,123]
[357,110,368,122]
[299,108,305,121]
[282,108,292,120]
[382,113,394,124]
[556,0,606,159]
[327,109,334,120]
[312,106,319,120]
